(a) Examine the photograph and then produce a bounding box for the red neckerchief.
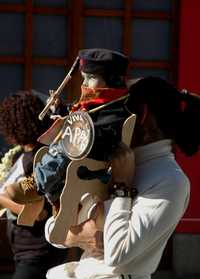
[71,86,128,111]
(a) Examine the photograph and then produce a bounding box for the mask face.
[81,72,106,88]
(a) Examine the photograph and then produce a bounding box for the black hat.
[78,48,129,77]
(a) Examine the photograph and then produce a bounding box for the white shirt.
[47,139,190,279]
[0,154,25,219]
[103,139,190,278]
[0,154,25,193]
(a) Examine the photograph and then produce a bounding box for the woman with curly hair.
[0,90,50,146]
[0,91,67,279]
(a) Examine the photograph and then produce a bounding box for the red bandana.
[71,86,128,112]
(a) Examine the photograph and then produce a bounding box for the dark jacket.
[35,100,130,202]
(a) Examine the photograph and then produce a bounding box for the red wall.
[176,0,200,233]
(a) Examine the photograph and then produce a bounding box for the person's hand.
[50,114,62,121]
[0,192,23,215]
[110,142,135,189]
[64,202,104,254]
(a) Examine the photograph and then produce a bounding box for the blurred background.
[0,1,199,279]
[0,0,180,152]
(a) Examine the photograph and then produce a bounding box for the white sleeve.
[0,155,25,193]
[103,178,189,267]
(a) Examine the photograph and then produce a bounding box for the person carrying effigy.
[46,77,200,279]
[4,50,200,279]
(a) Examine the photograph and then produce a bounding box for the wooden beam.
[32,57,68,66]
[132,11,171,20]
[0,56,24,64]
[170,0,180,85]
[123,0,133,55]
[68,0,84,102]
[32,7,69,16]
[84,9,123,17]
[0,4,25,13]
[0,57,171,70]
[24,0,33,90]
[129,60,171,69]
[84,9,171,20]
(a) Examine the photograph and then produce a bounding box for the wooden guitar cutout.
[17,114,136,233]
[17,147,48,226]
[17,199,44,226]
[50,114,136,244]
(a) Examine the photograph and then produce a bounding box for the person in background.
[0,91,67,279]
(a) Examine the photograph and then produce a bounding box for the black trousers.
[13,261,48,279]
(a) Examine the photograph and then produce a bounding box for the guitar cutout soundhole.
[77,165,110,184]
